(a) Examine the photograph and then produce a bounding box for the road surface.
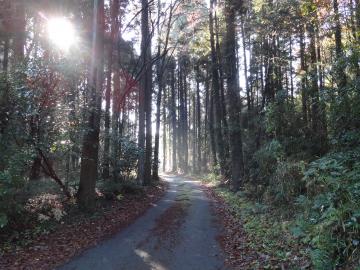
[58,175,227,270]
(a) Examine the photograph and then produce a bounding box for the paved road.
[58,175,227,270]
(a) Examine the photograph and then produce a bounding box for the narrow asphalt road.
[58,175,227,270]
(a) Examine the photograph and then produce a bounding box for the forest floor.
[0,181,167,270]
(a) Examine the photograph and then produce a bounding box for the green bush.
[266,161,305,205]
[248,140,284,198]
[0,148,34,230]
[294,148,360,269]
[119,138,141,180]
[100,180,144,200]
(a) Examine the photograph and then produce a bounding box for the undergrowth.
[203,173,310,268]
[202,142,360,270]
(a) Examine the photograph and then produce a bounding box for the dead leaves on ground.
[0,183,167,270]
[203,185,264,269]
[203,184,309,269]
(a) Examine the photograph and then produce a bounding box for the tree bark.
[307,13,328,155]
[138,0,152,185]
[196,77,202,174]
[103,0,119,180]
[209,0,226,175]
[78,0,104,209]
[241,16,251,111]
[162,85,167,173]
[153,61,163,180]
[299,26,308,127]
[224,0,245,190]
[170,61,177,172]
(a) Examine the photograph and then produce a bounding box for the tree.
[224,0,244,190]
[77,0,105,209]
[138,0,153,185]
[103,0,120,180]
[153,0,177,180]
[209,0,226,175]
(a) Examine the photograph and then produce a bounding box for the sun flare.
[47,18,76,51]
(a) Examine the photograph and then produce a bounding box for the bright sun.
[47,18,76,51]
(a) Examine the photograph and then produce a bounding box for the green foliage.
[118,137,141,181]
[249,140,284,194]
[266,161,305,205]
[294,148,360,268]
[100,180,144,200]
[0,144,34,230]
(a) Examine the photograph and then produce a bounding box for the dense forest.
[0,0,359,269]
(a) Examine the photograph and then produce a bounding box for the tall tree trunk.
[263,37,275,104]
[177,62,184,171]
[112,65,120,181]
[333,0,347,87]
[203,75,210,171]
[209,0,226,175]
[224,0,245,190]
[138,0,152,185]
[170,62,177,172]
[162,86,167,173]
[196,78,202,174]
[289,36,294,104]
[153,61,163,180]
[215,10,230,159]
[144,10,153,185]
[78,0,104,209]
[183,65,189,173]
[208,78,218,169]
[192,94,197,173]
[103,0,119,180]
[299,26,308,127]
[241,16,251,111]
[307,14,327,155]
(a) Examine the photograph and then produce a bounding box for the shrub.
[248,140,284,198]
[266,161,305,205]
[100,180,144,200]
[116,137,141,181]
[0,148,34,230]
[294,148,360,268]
